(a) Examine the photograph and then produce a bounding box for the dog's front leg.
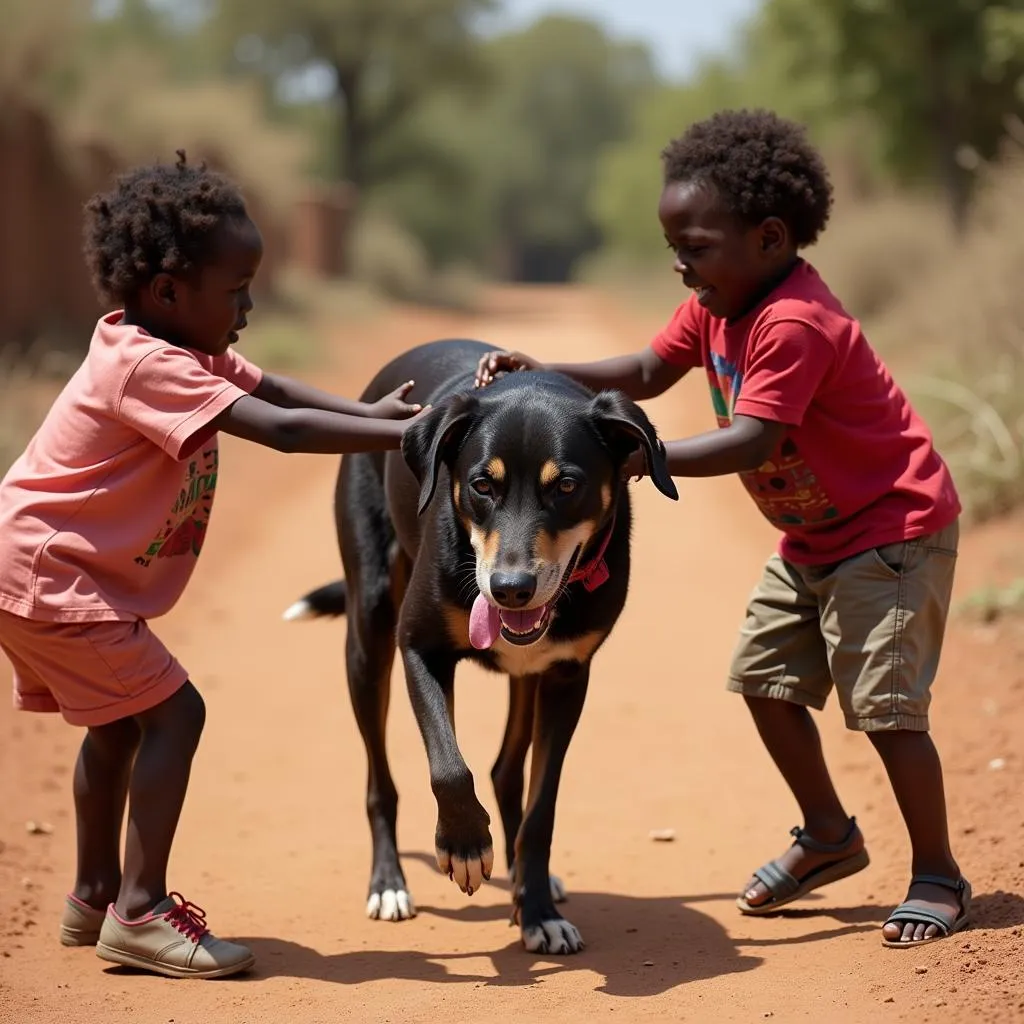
[513,666,589,954]
[402,646,494,895]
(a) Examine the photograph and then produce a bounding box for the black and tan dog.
[284,338,676,954]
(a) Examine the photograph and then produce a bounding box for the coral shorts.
[0,610,188,728]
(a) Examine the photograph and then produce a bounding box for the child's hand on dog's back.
[474,350,543,388]
[363,380,424,420]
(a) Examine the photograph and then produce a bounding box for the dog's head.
[402,373,677,649]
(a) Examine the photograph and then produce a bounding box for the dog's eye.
[471,478,492,496]
[557,478,578,495]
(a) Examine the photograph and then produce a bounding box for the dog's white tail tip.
[282,599,314,622]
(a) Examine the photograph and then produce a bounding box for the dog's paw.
[366,888,416,922]
[435,843,494,896]
[434,796,493,895]
[521,916,585,955]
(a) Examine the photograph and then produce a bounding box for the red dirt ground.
[1,287,1022,1023]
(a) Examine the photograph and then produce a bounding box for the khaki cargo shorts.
[726,521,959,732]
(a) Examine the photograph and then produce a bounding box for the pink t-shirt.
[650,261,960,565]
[0,312,262,622]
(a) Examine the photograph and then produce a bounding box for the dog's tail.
[282,580,347,621]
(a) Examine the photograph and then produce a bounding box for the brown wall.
[0,105,116,353]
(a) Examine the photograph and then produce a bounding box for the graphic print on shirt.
[706,353,839,527]
[708,351,743,427]
[134,447,219,567]
[742,437,839,526]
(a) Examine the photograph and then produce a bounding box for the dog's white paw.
[521,917,585,955]
[436,845,494,896]
[282,598,314,622]
[366,889,416,921]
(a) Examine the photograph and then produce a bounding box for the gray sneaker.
[95,892,255,979]
[60,894,107,947]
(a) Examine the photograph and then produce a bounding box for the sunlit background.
[2,0,1023,522]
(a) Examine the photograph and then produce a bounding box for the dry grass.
[806,191,952,323]
[957,578,1024,623]
[0,0,80,105]
[348,212,485,311]
[2,1,309,214]
[242,266,387,372]
[868,151,1024,524]
[58,54,310,215]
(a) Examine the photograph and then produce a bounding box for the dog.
[284,338,677,954]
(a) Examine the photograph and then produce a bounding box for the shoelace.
[163,892,209,942]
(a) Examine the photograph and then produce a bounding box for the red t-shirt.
[650,260,960,565]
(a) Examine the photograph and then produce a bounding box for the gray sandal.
[881,874,971,948]
[737,817,870,916]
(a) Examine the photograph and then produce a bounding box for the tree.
[361,14,657,280]
[473,15,657,281]
[760,0,1024,233]
[212,0,496,193]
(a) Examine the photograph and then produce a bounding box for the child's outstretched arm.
[657,415,786,477]
[621,416,785,482]
[210,394,426,454]
[253,373,422,420]
[474,346,688,402]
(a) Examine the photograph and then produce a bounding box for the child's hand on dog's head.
[474,350,542,388]
[365,381,425,419]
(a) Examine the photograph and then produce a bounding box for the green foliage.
[589,64,750,264]
[9,0,1024,288]
[468,15,657,281]
[211,0,496,189]
[757,0,1024,230]
[588,0,1024,261]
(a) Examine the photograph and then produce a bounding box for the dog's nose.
[489,571,536,609]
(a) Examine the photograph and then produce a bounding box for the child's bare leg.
[115,681,205,920]
[869,731,962,943]
[741,696,863,907]
[73,717,141,909]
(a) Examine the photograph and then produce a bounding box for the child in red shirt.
[0,152,427,978]
[474,110,968,948]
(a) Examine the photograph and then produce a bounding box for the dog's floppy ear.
[401,393,479,515]
[588,390,678,501]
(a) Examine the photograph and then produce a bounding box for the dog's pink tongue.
[469,594,501,650]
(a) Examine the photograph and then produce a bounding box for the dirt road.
[1,287,1022,1023]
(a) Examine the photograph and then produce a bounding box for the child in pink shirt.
[0,152,426,979]
[474,111,969,950]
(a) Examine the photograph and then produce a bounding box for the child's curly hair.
[83,150,248,304]
[661,109,833,249]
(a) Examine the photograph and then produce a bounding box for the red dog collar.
[568,514,615,592]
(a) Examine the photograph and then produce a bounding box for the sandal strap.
[753,860,801,899]
[790,816,859,854]
[909,873,965,893]
[885,876,971,935]
[884,904,958,934]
